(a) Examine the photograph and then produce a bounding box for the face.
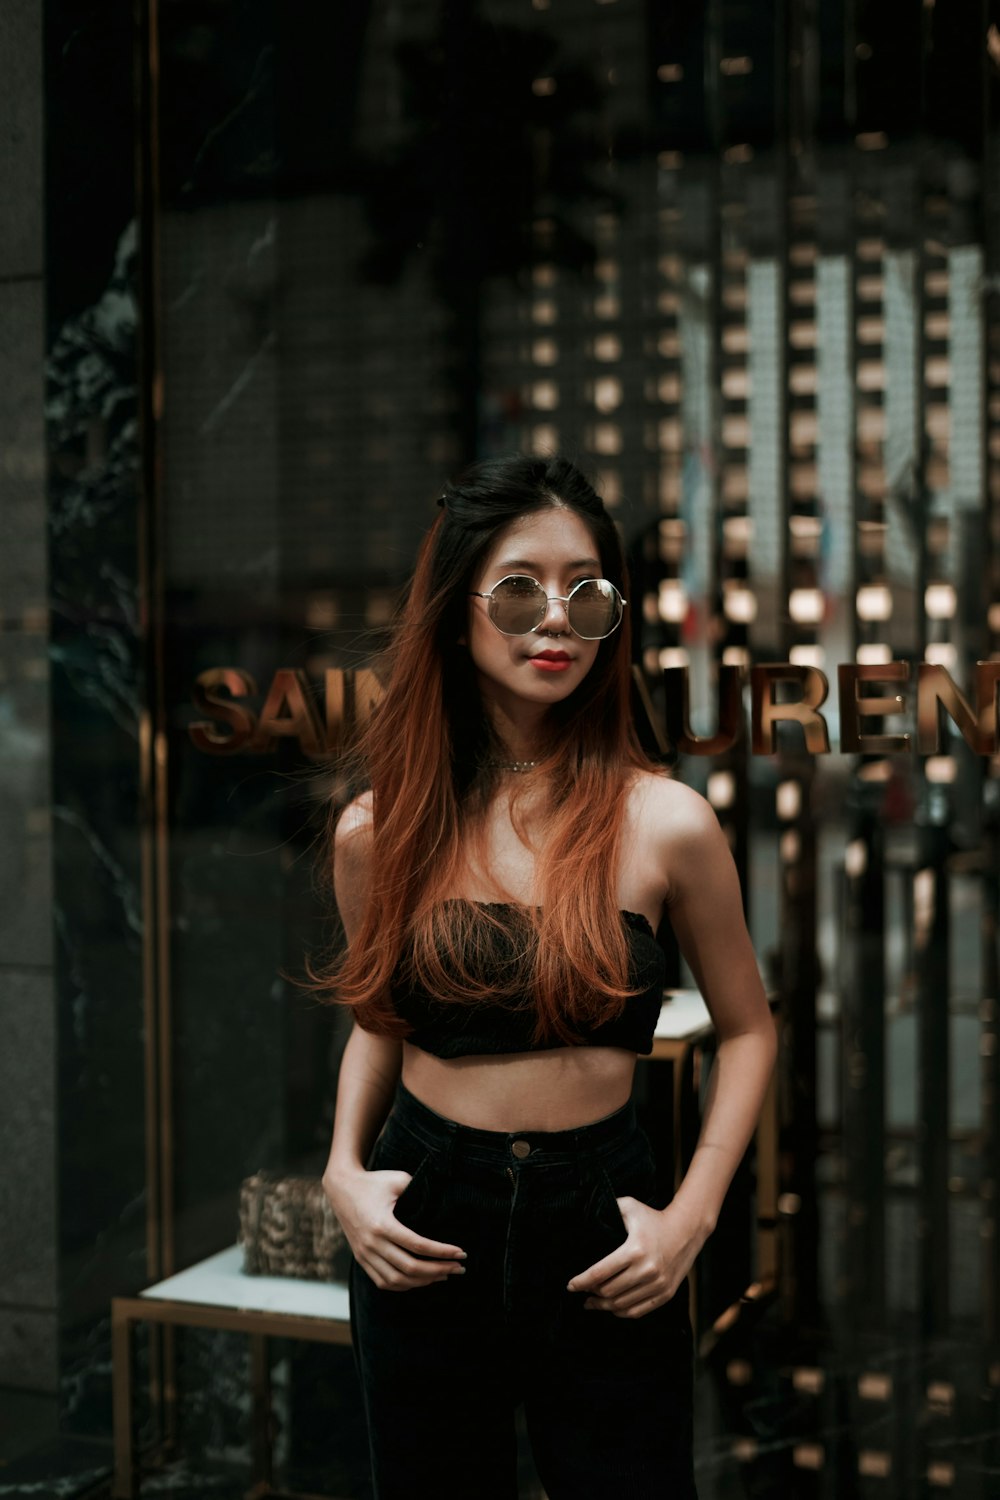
[465,507,608,724]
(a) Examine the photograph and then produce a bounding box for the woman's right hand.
[324,1165,467,1291]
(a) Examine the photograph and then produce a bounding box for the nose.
[535,592,571,634]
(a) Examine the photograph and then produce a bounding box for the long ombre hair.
[324,454,659,1044]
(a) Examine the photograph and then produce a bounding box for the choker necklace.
[489,759,540,773]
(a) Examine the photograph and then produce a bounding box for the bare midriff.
[401,1041,638,1132]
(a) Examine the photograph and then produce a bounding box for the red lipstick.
[529,650,572,673]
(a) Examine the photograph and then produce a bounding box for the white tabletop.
[654,989,714,1042]
[140,1244,351,1323]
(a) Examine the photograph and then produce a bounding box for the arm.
[569,781,776,1317]
[321,797,467,1289]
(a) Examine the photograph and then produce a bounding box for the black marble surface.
[45,0,148,1441]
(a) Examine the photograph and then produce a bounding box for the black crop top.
[390,902,666,1059]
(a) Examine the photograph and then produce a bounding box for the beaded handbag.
[239,1172,351,1282]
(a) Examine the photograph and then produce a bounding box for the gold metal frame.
[133,0,175,1457]
[111,1294,352,1500]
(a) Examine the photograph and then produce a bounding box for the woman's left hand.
[567,1198,708,1319]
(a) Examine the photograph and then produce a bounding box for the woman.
[321,455,775,1499]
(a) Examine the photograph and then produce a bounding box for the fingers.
[391,1221,467,1262]
[362,1243,466,1291]
[586,1291,670,1319]
[566,1243,632,1295]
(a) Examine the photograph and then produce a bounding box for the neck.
[486,704,548,765]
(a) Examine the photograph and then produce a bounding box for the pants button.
[511,1139,532,1159]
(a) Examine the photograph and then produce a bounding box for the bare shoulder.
[630,768,720,843]
[333,793,373,936]
[628,769,730,898]
[335,789,373,845]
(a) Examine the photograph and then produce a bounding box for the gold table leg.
[111,1299,136,1499]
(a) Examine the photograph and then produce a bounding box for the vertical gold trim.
[134,0,174,1444]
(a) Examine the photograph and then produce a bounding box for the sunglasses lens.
[490,576,545,634]
[568,579,621,638]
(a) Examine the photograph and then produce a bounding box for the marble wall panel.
[45,0,146,1434]
[0,970,56,1315]
[0,1307,57,1394]
[0,280,47,628]
[0,0,43,278]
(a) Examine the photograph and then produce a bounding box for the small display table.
[111,1246,351,1498]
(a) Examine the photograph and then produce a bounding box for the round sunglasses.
[469,574,626,640]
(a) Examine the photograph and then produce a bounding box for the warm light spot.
[790,643,825,669]
[657,62,683,82]
[594,293,621,319]
[657,374,681,403]
[658,579,688,623]
[365,593,395,627]
[531,380,559,411]
[856,643,893,665]
[594,333,621,361]
[792,1367,824,1394]
[658,518,685,561]
[530,423,559,454]
[723,143,754,164]
[532,299,557,325]
[723,583,757,623]
[856,131,889,150]
[858,1372,893,1401]
[723,368,750,399]
[926,356,951,387]
[723,515,752,555]
[856,583,892,621]
[925,642,957,670]
[532,264,557,288]
[857,316,884,343]
[857,360,885,391]
[532,76,557,96]
[720,55,753,75]
[777,780,801,820]
[927,1462,955,1487]
[595,258,619,282]
[789,587,824,624]
[306,594,339,630]
[925,756,956,784]
[591,422,622,455]
[658,418,683,452]
[708,772,736,809]
[778,1192,801,1214]
[792,1444,824,1470]
[597,468,622,505]
[844,839,867,878]
[722,645,750,668]
[925,582,956,619]
[658,647,690,670]
[732,1437,758,1462]
[658,150,684,170]
[859,1452,892,1478]
[726,1358,752,1385]
[532,338,558,366]
[927,1381,955,1413]
[594,376,623,413]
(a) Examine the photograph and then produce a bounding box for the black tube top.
[390,903,665,1058]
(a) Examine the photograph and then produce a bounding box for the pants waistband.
[389,1079,638,1166]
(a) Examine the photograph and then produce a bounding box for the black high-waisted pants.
[349,1081,697,1499]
